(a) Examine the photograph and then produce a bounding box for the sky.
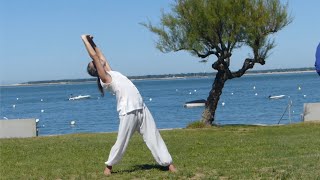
[0,0,319,85]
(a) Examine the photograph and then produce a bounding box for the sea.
[1,72,319,136]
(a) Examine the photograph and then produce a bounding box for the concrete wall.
[303,103,320,122]
[0,119,37,138]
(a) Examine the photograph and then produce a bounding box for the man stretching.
[81,34,177,175]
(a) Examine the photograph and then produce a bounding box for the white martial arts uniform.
[100,71,173,166]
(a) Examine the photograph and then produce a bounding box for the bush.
[186,120,207,129]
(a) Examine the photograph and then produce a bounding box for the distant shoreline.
[1,69,316,87]
[0,81,95,87]
[244,70,315,76]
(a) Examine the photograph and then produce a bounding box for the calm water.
[1,72,319,136]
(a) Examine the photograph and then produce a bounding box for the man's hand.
[81,34,93,40]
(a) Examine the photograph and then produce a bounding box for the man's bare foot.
[104,166,112,176]
[168,164,177,172]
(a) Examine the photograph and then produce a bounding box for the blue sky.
[0,0,319,85]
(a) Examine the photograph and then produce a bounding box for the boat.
[184,99,206,108]
[68,95,91,101]
[268,95,285,99]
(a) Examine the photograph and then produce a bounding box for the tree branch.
[229,58,255,78]
[192,49,217,58]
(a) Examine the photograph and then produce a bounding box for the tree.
[143,0,292,125]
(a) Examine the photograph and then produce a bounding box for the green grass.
[1,122,320,179]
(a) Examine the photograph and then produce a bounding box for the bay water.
[1,72,319,136]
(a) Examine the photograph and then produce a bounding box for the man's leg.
[104,111,139,175]
[138,105,176,171]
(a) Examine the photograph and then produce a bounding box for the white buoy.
[16,98,19,100]
[253,86,256,90]
[41,109,44,113]
[255,93,258,96]
[12,104,16,108]
[189,92,192,95]
[231,92,234,95]
[70,121,76,125]
[36,119,40,123]
[149,98,152,101]
[222,102,225,106]
[298,86,301,91]
[303,95,307,98]
[194,90,197,92]
[40,99,43,102]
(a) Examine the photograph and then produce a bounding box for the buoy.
[303,95,307,98]
[149,98,152,101]
[36,119,40,123]
[41,109,44,113]
[194,90,197,92]
[189,92,192,95]
[253,86,256,90]
[12,104,16,108]
[298,86,301,90]
[70,121,76,125]
[231,92,234,95]
[16,98,19,100]
[255,93,258,96]
[40,99,43,102]
[222,102,225,106]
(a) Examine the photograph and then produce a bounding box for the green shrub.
[186,120,207,129]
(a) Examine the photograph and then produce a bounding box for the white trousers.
[105,105,173,166]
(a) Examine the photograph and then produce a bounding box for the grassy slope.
[1,123,320,179]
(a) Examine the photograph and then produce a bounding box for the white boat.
[268,95,285,99]
[68,95,91,101]
[184,99,206,108]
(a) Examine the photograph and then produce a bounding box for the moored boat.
[184,99,206,108]
[69,95,91,101]
[268,95,285,99]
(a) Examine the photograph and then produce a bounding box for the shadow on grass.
[113,164,168,174]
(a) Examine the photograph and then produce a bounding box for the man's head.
[86,61,105,96]
[87,61,98,77]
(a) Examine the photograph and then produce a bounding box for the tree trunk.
[201,69,228,125]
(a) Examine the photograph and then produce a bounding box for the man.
[315,42,320,76]
[81,34,177,175]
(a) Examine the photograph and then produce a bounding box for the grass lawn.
[1,122,320,179]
